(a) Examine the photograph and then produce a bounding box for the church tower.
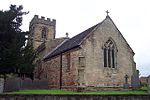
[29,15,56,49]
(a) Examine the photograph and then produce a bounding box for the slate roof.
[43,23,100,60]
[43,15,134,61]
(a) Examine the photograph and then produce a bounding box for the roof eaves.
[43,39,69,61]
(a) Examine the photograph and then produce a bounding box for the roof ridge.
[43,16,107,60]
[43,39,69,60]
[106,15,135,54]
[78,18,107,46]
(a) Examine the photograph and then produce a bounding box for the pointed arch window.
[103,39,116,68]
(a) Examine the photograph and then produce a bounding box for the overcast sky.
[1,0,150,76]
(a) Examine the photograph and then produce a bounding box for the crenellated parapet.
[29,15,56,50]
[29,15,56,29]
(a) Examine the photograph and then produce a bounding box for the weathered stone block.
[4,78,21,92]
[131,70,140,90]
[21,78,32,90]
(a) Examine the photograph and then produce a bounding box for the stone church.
[29,14,137,90]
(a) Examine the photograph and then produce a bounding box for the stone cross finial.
[66,32,69,38]
[106,10,109,16]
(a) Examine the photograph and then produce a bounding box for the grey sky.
[1,0,150,76]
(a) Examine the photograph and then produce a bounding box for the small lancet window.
[66,53,71,71]
[41,27,48,39]
[104,48,107,67]
[108,48,111,67]
[103,39,116,68]
[112,49,115,68]
[79,57,85,67]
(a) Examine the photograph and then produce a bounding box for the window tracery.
[103,38,116,68]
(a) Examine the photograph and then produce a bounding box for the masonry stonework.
[31,15,137,90]
[79,18,135,89]
[29,15,56,50]
[148,76,150,94]
[44,57,61,89]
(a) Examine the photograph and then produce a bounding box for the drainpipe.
[60,53,62,89]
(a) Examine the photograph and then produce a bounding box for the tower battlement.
[29,15,56,28]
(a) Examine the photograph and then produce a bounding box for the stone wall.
[44,57,61,89]
[0,78,4,93]
[4,78,48,92]
[61,50,79,90]
[43,49,79,90]
[140,77,148,86]
[79,16,136,88]
[0,94,150,100]
[148,76,150,94]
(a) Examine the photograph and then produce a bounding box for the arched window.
[103,38,116,68]
[41,27,48,39]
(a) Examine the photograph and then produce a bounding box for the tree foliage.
[0,5,35,76]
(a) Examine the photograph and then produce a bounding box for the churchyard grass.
[3,87,147,94]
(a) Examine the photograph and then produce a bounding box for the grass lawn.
[3,87,148,94]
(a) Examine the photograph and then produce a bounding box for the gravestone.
[21,78,32,90]
[131,70,140,90]
[123,74,129,89]
[4,78,21,92]
[148,75,150,94]
[0,78,4,93]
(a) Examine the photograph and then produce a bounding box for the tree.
[0,5,35,78]
[19,37,36,79]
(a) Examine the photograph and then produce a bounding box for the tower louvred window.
[42,27,48,39]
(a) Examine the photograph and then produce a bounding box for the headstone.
[123,74,129,89]
[21,78,32,90]
[0,78,4,93]
[4,78,21,92]
[148,75,150,94]
[131,70,140,90]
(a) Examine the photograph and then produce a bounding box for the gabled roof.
[106,16,135,55]
[43,23,100,60]
[43,15,134,61]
